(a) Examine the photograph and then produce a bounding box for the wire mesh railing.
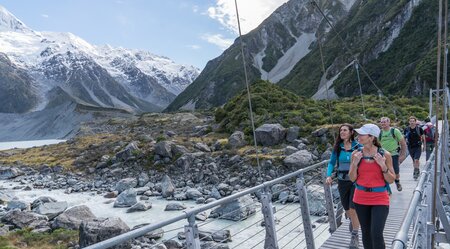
[82,160,340,249]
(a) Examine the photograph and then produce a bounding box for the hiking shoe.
[349,233,359,249]
[396,181,403,191]
[413,168,420,180]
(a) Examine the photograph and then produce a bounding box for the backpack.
[355,147,392,195]
[378,127,400,152]
[336,142,361,168]
[424,126,435,143]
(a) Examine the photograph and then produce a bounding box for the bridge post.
[297,173,316,249]
[260,188,279,249]
[185,215,201,249]
[416,204,427,249]
[322,169,337,233]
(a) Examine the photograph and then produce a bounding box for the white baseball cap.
[355,123,381,137]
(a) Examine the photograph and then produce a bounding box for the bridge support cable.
[309,0,399,120]
[233,0,263,181]
[355,62,367,119]
[311,2,336,141]
[432,0,444,246]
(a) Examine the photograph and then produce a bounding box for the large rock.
[6,199,28,211]
[34,201,68,220]
[228,131,246,148]
[283,150,314,168]
[0,167,23,179]
[115,178,138,193]
[138,173,150,187]
[115,142,140,161]
[161,175,175,198]
[52,205,96,230]
[31,196,57,210]
[164,203,186,211]
[211,195,256,221]
[126,202,152,213]
[2,209,48,229]
[79,217,130,249]
[194,143,211,152]
[255,124,286,146]
[307,184,327,216]
[114,189,137,208]
[0,191,14,204]
[186,188,203,200]
[286,126,300,142]
[154,141,174,158]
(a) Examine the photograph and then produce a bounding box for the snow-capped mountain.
[0,5,200,114]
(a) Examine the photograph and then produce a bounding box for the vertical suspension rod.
[432,0,443,246]
[233,0,262,179]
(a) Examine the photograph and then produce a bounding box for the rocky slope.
[168,0,442,111]
[166,0,355,111]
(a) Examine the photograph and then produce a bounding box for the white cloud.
[187,45,201,50]
[201,33,233,50]
[208,0,288,34]
[192,5,199,13]
[41,14,49,18]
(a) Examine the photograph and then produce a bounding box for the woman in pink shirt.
[349,124,395,249]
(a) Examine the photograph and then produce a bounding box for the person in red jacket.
[349,124,395,249]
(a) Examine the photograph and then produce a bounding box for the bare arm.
[399,138,407,164]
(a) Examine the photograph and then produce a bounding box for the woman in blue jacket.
[326,123,361,249]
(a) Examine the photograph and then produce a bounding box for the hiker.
[423,122,435,160]
[404,116,426,179]
[326,124,361,249]
[378,117,407,191]
[349,124,395,249]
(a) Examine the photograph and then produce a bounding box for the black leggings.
[354,203,389,249]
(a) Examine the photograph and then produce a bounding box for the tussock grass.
[1,228,78,249]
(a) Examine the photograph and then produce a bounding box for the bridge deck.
[319,154,425,249]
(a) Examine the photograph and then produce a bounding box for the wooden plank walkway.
[319,153,426,249]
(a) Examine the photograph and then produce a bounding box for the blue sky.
[0,0,288,69]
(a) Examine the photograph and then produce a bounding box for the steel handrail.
[84,160,329,249]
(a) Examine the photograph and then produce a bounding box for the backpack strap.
[390,128,396,140]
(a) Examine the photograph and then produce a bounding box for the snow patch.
[180,99,196,111]
[267,33,316,83]
[339,0,357,11]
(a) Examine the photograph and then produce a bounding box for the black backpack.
[405,126,421,146]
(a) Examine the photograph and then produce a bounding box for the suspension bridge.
[82,0,450,247]
[81,98,450,249]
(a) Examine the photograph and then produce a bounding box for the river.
[1,180,330,248]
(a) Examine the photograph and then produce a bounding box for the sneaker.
[349,233,359,249]
[395,181,403,191]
